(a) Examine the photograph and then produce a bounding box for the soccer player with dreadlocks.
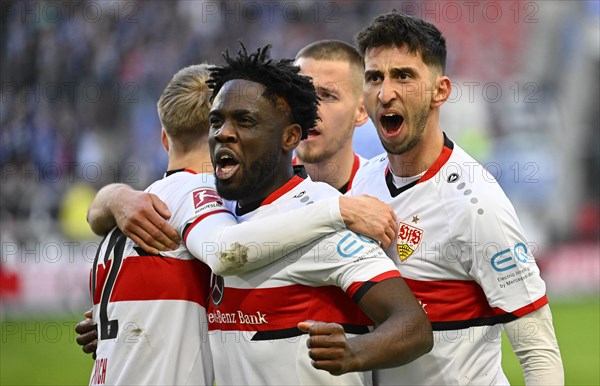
[204,44,432,385]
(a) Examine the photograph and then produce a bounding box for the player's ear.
[431,75,451,108]
[282,123,302,152]
[354,100,369,127]
[161,128,169,152]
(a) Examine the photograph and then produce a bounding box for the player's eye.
[366,73,383,84]
[320,91,338,102]
[238,116,256,126]
[209,116,223,128]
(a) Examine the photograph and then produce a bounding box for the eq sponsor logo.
[490,242,531,272]
[336,232,377,258]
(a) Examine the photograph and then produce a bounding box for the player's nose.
[212,120,238,143]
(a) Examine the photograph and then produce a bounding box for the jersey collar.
[236,166,307,216]
[385,133,454,197]
[292,153,360,194]
[341,153,361,194]
[164,168,197,177]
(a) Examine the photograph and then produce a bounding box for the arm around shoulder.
[87,183,132,235]
[87,183,179,253]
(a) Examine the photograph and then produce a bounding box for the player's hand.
[298,321,358,376]
[75,309,98,359]
[339,195,397,248]
[112,187,180,254]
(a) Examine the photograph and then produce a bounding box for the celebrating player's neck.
[387,127,444,178]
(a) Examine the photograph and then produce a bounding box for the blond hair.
[157,64,212,152]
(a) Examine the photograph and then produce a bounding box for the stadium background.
[0,1,598,385]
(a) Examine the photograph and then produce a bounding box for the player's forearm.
[347,277,433,372]
[347,309,433,372]
[188,197,344,275]
[87,184,132,235]
[505,304,564,385]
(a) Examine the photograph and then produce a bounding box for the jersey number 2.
[92,229,127,340]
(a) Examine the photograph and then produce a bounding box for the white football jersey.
[207,173,400,386]
[351,135,548,385]
[89,170,218,386]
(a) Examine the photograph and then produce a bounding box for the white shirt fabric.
[89,170,348,386]
[351,135,550,385]
[207,173,401,386]
[90,170,216,386]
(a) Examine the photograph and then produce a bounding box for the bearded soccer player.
[293,40,370,193]
[203,44,431,385]
[346,11,564,385]
[82,64,398,385]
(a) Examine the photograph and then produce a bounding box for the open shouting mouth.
[379,112,404,135]
[214,148,240,180]
[305,127,321,140]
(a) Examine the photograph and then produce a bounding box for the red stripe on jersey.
[417,143,453,184]
[261,175,305,207]
[404,278,547,322]
[504,294,548,318]
[207,284,373,332]
[346,153,361,191]
[93,261,112,304]
[346,270,401,298]
[292,156,298,165]
[182,209,232,246]
[383,135,453,188]
[183,168,197,174]
[94,256,211,307]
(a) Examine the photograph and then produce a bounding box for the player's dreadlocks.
[208,43,319,140]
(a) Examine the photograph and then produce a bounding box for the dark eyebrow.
[209,109,257,117]
[390,67,418,78]
[231,109,258,117]
[364,69,383,80]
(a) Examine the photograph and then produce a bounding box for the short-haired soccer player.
[82,63,400,385]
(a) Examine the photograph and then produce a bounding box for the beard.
[215,150,281,201]
[383,105,429,156]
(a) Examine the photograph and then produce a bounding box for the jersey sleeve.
[455,189,548,318]
[287,230,400,303]
[182,190,349,276]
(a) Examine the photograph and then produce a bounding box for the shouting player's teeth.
[380,114,404,133]
[215,154,239,179]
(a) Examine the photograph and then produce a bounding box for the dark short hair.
[355,10,447,72]
[208,44,319,139]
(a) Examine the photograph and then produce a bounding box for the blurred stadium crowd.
[1,1,598,314]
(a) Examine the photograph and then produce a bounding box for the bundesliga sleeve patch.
[192,188,224,215]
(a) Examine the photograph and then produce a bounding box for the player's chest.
[383,193,469,280]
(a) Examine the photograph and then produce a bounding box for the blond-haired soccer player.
[80,63,399,384]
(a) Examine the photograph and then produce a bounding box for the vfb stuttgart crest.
[397,222,424,261]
